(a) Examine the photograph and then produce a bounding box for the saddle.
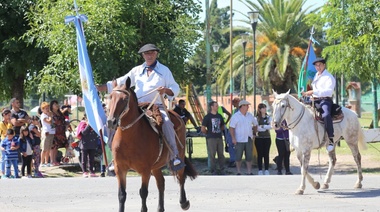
[138,102,182,134]
[314,103,344,124]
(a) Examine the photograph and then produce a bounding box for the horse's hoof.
[321,183,329,189]
[313,182,320,190]
[295,189,304,195]
[354,183,362,189]
[181,200,190,210]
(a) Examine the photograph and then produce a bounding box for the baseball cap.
[238,100,251,107]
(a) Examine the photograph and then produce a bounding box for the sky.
[201,0,327,26]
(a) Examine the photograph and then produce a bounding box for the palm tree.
[239,0,319,93]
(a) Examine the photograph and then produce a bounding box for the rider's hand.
[157,86,166,95]
[302,90,313,96]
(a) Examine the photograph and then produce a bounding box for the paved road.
[0,175,379,211]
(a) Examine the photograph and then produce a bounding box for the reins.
[274,97,305,130]
[113,88,160,131]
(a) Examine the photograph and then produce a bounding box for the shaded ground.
[37,146,379,178]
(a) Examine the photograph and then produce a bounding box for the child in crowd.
[19,126,34,178]
[77,115,99,178]
[29,116,43,177]
[1,129,20,178]
[0,109,13,178]
[40,102,55,167]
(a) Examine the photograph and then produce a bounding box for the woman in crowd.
[255,103,272,175]
[50,100,68,166]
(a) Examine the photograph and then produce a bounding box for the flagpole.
[99,129,109,168]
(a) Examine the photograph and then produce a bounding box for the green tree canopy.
[321,0,380,81]
[0,0,48,104]
[24,0,202,96]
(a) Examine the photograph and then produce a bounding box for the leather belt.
[313,97,332,100]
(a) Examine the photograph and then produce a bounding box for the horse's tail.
[358,126,368,150]
[184,157,198,180]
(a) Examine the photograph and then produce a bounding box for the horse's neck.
[121,101,145,126]
[285,96,313,129]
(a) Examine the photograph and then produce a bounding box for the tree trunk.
[11,75,25,108]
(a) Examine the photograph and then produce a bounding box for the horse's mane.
[276,93,314,113]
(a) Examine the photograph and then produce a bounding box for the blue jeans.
[224,129,236,163]
[1,151,5,174]
[316,98,334,138]
[6,159,19,177]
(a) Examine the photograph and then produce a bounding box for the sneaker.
[27,175,33,178]
[228,162,236,168]
[46,163,52,167]
[277,171,282,175]
[83,172,89,178]
[258,170,263,175]
[35,171,44,178]
[108,162,115,171]
[285,172,293,175]
[264,170,270,175]
[41,164,47,167]
[327,143,335,152]
[173,158,181,166]
[100,172,105,177]
[90,173,97,177]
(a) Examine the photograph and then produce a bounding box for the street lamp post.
[212,44,220,102]
[240,33,248,99]
[248,11,259,114]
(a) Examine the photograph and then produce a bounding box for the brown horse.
[107,78,198,212]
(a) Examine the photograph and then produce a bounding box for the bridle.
[111,88,160,131]
[273,96,305,130]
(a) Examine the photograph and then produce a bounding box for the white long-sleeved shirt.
[106,61,179,104]
[311,69,336,98]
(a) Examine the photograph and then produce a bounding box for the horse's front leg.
[152,169,165,212]
[296,151,319,194]
[177,167,190,210]
[116,166,128,212]
[140,171,151,212]
[322,149,337,189]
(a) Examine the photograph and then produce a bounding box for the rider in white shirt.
[302,57,336,152]
[98,43,183,168]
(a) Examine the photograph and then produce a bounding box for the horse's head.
[271,90,291,129]
[107,77,133,130]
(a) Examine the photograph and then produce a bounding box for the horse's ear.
[112,79,117,88]
[286,89,290,95]
[124,77,131,90]
[272,89,278,97]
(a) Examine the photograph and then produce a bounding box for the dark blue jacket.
[19,136,34,154]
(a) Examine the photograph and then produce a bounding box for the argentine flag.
[64,5,107,138]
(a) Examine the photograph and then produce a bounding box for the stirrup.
[170,158,185,171]
[326,142,334,152]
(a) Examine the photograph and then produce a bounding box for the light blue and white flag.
[65,2,106,138]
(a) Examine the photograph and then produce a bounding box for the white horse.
[271,91,367,195]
